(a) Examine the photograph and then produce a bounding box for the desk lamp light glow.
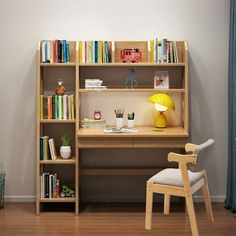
[148,93,175,128]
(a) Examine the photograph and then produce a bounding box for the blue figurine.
[125,68,138,89]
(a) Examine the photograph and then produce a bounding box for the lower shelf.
[40,197,76,202]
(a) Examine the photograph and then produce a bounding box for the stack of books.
[81,119,106,128]
[40,137,57,160]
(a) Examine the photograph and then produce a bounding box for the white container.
[60,146,71,159]
[127,119,135,128]
[116,118,124,129]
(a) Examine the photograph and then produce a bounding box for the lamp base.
[155,112,167,128]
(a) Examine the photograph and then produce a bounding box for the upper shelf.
[40,62,76,67]
[79,88,185,93]
[38,40,188,65]
[78,63,186,67]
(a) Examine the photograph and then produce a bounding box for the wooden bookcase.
[36,41,79,215]
[77,41,189,181]
[36,40,188,215]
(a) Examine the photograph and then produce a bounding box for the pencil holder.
[127,119,134,128]
[116,118,124,129]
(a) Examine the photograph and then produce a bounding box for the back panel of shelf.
[114,41,148,63]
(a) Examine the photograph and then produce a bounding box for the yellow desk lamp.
[148,93,175,128]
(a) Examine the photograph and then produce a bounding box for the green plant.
[61,134,70,146]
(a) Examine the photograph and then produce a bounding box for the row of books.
[79,41,111,63]
[40,173,60,198]
[40,136,57,160]
[40,94,75,120]
[41,40,70,63]
[149,39,179,63]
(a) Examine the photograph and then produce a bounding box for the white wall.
[0,0,229,202]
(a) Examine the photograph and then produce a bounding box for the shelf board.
[40,197,76,202]
[79,62,185,67]
[40,62,76,67]
[79,88,185,93]
[78,126,188,138]
[40,156,76,164]
[40,119,76,123]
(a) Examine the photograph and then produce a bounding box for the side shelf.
[36,41,79,215]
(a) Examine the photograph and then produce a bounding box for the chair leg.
[145,182,153,230]
[185,194,199,236]
[202,181,214,222]
[164,194,170,215]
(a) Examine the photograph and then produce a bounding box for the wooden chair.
[145,139,215,236]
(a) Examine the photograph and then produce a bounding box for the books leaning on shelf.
[79,40,111,63]
[149,39,179,63]
[81,118,106,128]
[40,94,75,120]
[40,173,60,198]
[41,40,70,63]
[40,136,57,160]
[48,138,57,160]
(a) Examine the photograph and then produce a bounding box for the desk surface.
[78,126,188,138]
[77,126,188,148]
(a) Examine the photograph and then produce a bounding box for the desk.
[78,126,188,148]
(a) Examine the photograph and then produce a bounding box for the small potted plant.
[60,134,71,159]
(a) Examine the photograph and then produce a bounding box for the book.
[104,128,138,133]
[48,138,57,160]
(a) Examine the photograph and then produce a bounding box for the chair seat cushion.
[148,168,204,187]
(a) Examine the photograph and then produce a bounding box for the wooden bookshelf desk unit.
[37,40,189,215]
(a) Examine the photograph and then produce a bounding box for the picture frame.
[154,71,169,89]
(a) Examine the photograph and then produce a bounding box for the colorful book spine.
[40,95,44,119]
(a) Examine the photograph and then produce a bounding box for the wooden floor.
[0,202,235,236]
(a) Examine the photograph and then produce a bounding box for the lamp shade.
[148,93,175,111]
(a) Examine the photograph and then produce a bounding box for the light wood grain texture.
[36,41,79,215]
[40,119,76,123]
[145,143,214,236]
[79,88,185,93]
[40,156,76,164]
[164,194,170,215]
[0,203,234,236]
[40,197,76,202]
[79,62,186,67]
[78,126,188,138]
[114,41,148,63]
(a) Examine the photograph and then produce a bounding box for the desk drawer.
[78,137,133,148]
[132,137,188,148]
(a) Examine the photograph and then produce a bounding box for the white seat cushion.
[148,168,204,187]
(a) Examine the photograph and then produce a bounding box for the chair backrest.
[188,139,215,172]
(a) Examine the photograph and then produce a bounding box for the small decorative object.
[127,112,135,128]
[60,134,71,159]
[124,68,138,89]
[55,78,66,95]
[60,185,75,198]
[148,93,175,128]
[154,71,169,89]
[120,48,142,63]
[94,110,101,120]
